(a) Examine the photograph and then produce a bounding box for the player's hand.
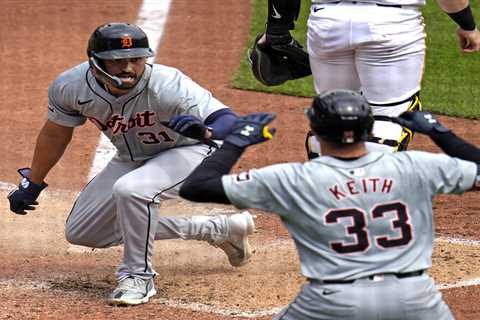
[163,115,208,141]
[7,168,48,215]
[394,111,451,135]
[224,112,276,148]
[456,28,480,53]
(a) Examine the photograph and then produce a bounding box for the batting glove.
[224,112,276,148]
[7,168,48,215]
[163,115,208,141]
[394,111,451,135]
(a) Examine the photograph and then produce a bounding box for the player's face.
[103,57,147,89]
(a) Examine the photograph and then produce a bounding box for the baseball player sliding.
[257,0,480,157]
[179,90,480,320]
[7,22,255,306]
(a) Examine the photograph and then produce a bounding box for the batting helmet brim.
[94,48,154,60]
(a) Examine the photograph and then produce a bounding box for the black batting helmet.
[87,22,154,60]
[305,90,373,144]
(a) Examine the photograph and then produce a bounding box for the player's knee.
[65,219,97,247]
[112,177,138,199]
[65,225,110,248]
[65,224,86,246]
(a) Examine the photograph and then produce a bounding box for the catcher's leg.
[305,131,320,160]
[307,47,360,159]
[367,92,422,152]
[305,94,422,158]
[354,6,425,152]
[307,17,360,159]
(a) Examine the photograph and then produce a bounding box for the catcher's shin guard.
[368,92,422,152]
[396,93,421,151]
[305,131,320,160]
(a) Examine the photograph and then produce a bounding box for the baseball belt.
[309,270,424,284]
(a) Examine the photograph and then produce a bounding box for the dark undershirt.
[180,132,480,204]
[180,143,243,204]
[429,131,480,163]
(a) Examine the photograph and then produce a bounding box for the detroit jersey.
[47,62,228,161]
[222,151,476,280]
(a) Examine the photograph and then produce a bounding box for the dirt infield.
[1,1,480,319]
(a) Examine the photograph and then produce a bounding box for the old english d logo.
[121,36,133,48]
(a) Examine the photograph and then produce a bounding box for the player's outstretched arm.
[179,112,276,204]
[163,109,237,142]
[437,0,480,52]
[8,120,73,214]
[395,110,480,163]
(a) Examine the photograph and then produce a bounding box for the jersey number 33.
[325,201,413,254]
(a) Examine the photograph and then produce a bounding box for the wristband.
[17,167,48,192]
[266,23,293,36]
[448,5,476,31]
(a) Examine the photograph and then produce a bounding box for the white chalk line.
[153,298,282,318]
[435,236,480,246]
[0,231,479,317]
[0,275,479,318]
[0,181,15,190]
[87,0,172,180]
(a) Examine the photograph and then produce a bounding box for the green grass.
[232,1,480,118]
[422,4,480,118]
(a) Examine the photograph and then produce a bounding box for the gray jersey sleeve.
[47,66,87,127]
[222,163,301,215]
[151,68,229,122]
[406,151,477,196]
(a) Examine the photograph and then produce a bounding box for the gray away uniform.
[222,151,476,320]
[49,62,233,280]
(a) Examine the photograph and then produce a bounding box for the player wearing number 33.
[7,22,256,306]
[179,90,480,320]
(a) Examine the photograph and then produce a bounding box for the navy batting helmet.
[87,22,154,60]
[86,22,154,89]
[305,90,373,144]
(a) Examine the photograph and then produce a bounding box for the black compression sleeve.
[266,0,301,34]
[447,5,476,31]
[179,143,245,204]
[429,130,480,163]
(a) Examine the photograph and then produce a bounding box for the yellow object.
[263,126,273,140]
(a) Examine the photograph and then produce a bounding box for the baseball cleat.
[218,211,255,267]
[106,276,156,306]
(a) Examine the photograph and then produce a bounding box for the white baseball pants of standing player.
[64,144,232,280]
[273,273,453,320]
[307,2,425,153]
